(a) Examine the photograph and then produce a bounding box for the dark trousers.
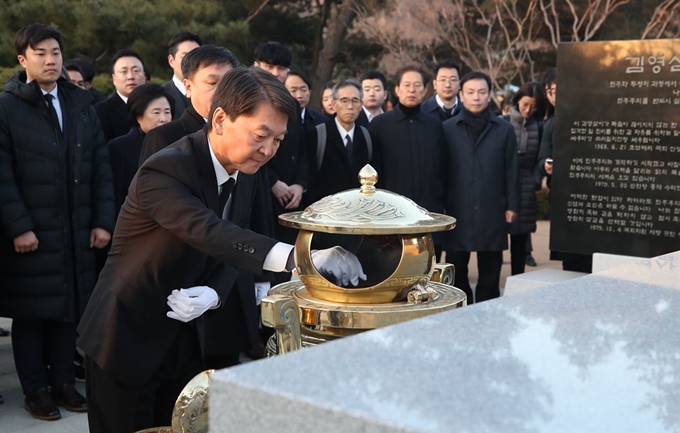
[11,319,76,395]
[510,233,529,275]
[446,251,503,304]
[85,325,203,433]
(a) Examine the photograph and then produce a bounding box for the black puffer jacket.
[506,108,542,235]
[0,72,115,321]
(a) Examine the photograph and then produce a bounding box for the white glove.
[312,246,367,287]
[166,286,220,323]
[254,282,271,305]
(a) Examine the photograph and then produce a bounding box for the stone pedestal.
[210,251,680,432]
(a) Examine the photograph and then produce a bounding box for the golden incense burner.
[262,165,466,355]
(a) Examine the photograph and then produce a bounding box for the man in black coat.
[285,70,327,133]
[369,65,446,257]
[94,49,146,142]
[163,31,202,119]
[421,59,462,122]
[77,67,365,433]
[139,45,238,165]
[356,70,389,128]
[0,24,115,421]
[254,42,310,246]
[443,71,519,304]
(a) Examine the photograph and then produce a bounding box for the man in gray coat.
[443,71,519,304]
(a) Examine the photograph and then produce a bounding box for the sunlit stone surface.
[211,251,680,432]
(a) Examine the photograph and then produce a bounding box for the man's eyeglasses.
[335,97,362,106]
[437,78,459,85]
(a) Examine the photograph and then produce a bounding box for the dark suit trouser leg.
[12,319,76,395]
[86,325,203,433]
[446,251,473,304]
[510,234,528,275]
[475,251,503,303]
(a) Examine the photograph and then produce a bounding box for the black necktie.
[345,134,353,162]
[218,178,236,218]
[44,94,61,131]
[444,106,454,119]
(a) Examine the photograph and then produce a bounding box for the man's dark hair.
[168,31,202,57]
[111,49,144,74]
[128,83,176,127]
[332,79,363,100]
[286,70,312,88]
[459,71,492,92]
[541,67,557,88]
[433,59,461,78]
[359,70,387,90]
[181,45,239,81]
[208,67,297,129]
[253,42,291,68]
[15,23,63,56]
[65,58,96,82]
[512,81,548,121]
[395,65,428,86]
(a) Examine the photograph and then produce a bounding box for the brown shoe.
[25,387,61,421]
[51,383,87,412]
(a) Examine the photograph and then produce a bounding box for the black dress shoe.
[51,383,87,412]
[525,254,537,267]
[25,387,61,421]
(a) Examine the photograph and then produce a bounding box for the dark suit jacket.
[77,129,278,386]
[94,93,130,142]
[107,127,145,220]
[306,118,378,203]
[162,80,190,120]
[421,95,461,123]
[355,109,369,129]
[267,101,309,244]
[302,107,328,133]
[138,104,205,165]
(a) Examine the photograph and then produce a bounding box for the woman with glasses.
[504,81,548,275]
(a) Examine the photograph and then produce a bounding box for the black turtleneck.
[398,102,421,118]
[461,105,490,143]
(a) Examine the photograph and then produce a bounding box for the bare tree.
[354,0,544,106]
[641,0,680,39]
[539,0,632,48]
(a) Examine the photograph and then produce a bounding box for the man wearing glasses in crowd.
[422,59,462,122]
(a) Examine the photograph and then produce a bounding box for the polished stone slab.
[504,268,587,295]
[211,266,680,432]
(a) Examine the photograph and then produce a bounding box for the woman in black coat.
[107,84,174,220]
[506,82,548,275]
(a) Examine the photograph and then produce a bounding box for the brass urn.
[262,165,466,355]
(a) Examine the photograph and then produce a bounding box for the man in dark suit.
[94,49,146,141]
[163,31,202,119]
[139,45,238,164]
[78,67,366,433]
[421,59,462,122]
[64,57,107,105]
[369,65,447,258]
[254,42,309,246]
[285,70,327,132]
[356,70,389,128]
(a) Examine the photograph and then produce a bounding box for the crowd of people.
[0,22,568,432]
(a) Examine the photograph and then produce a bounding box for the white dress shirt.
[362,105,382,123]
[116,91,129,104]
[436,94,458,112]
[172,75,187,96]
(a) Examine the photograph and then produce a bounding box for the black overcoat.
[94,93,130,142]
[442,110,520,252]
[369,105,446,214]
[0,72,115,321]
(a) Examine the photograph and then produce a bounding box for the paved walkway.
[0,221,558,432]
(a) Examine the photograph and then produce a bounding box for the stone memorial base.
[210,250,680,432]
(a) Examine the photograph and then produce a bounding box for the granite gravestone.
[551,39,680,258]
